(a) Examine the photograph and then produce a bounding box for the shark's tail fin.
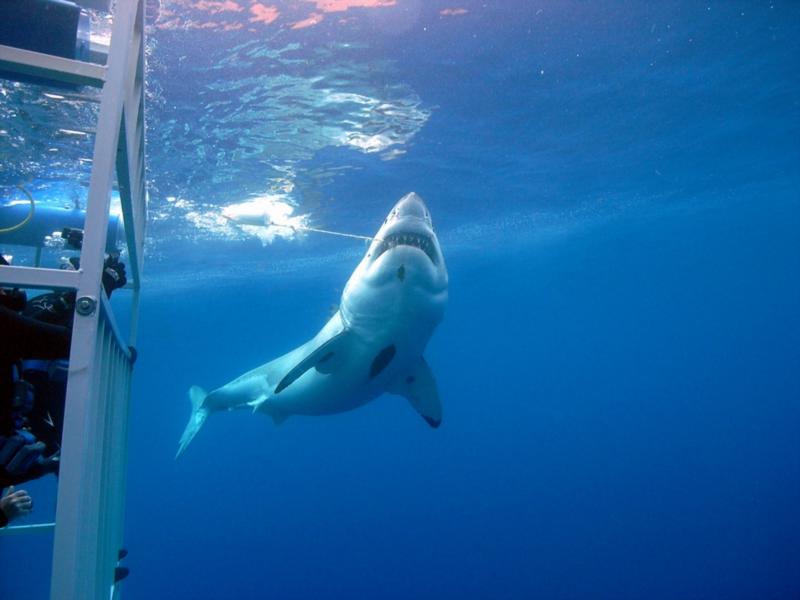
[176,385,209,459]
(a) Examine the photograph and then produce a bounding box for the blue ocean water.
[1,1,799,598]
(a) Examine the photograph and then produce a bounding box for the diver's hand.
[0,486,33,522]
[102,255,127,297]
[39,453,60,476]
[0,435,46,476]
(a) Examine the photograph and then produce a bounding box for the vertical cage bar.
[49,1,143,598]
[0,1,146,598]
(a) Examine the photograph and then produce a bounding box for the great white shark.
[177,192,448,457]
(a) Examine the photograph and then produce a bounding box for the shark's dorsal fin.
[388,357,442,428]
[274,329,351,394]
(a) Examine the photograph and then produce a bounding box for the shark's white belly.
[209,318,429,419]
[266,360,381,417]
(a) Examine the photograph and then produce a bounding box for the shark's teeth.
[374,232,437,264]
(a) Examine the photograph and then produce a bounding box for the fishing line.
[266,221,382,243]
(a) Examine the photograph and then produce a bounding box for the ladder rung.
[0,44,106,88]
[0,522,56,536]
[0,265,81,290]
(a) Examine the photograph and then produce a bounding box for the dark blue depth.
[1,1,798,599]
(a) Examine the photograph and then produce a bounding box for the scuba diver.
[0,250,127,487]
[1,255,69,487]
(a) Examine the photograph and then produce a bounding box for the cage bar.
[0,1,147,598]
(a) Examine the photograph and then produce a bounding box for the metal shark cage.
[0,0,147,598]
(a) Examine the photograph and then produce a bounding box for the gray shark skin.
[177,192,448,457]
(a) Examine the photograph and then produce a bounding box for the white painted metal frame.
[0,44,106,87]
[0,522,56,535]
[0,1,146,598]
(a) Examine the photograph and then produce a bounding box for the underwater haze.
[1,1,799,598]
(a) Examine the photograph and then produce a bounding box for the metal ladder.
[0,1,147,598]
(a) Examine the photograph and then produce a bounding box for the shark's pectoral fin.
[388,357,442,428]
[275,330,351,394]
[314,346,347,375]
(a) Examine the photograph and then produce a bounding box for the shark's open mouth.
[374,232,438,264]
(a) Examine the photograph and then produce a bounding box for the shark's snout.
[391,192,430,223]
